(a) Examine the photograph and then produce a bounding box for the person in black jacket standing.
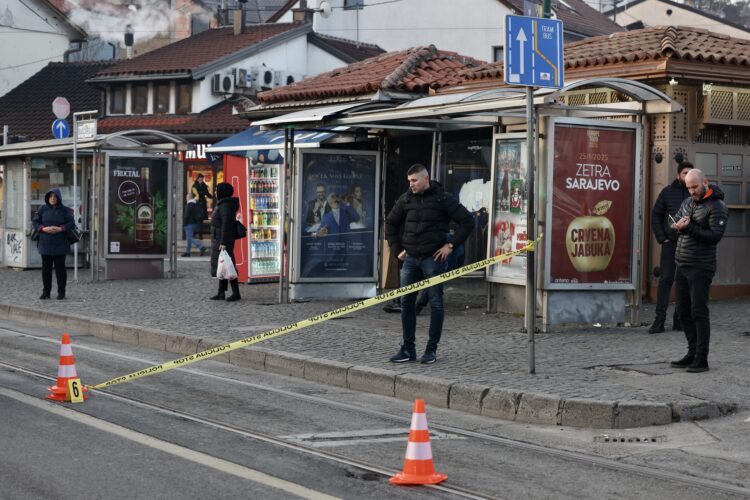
[191,174,213,240]
[182,193,208,257]
[649,159,692,333]
[670,169,728,373]
[385,164,474,364]
[209,183,241,302]
[32,188,74,300]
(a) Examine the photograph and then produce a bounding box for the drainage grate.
[594,434,666,444]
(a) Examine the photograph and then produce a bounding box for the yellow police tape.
[88,236,541,390]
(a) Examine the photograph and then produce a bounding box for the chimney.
[292,0,314,24]
[124,25,134,59]
[234,8,246,35]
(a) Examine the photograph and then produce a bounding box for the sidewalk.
[1,259,747,429]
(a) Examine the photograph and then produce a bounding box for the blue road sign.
[52,118,70,139]
[504,15,564,89]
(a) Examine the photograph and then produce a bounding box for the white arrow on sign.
[55,121,67,135]
[516,28,527,74]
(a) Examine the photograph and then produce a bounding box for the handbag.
[235,220,247,240]
[30,226,40,242]
[66,225,83,244]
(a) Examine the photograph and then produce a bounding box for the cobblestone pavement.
[2,259,749,424]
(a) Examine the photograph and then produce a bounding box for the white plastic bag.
[216,249,238,280]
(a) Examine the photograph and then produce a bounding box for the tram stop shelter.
[0,130,190,281]
[253,77,684,331]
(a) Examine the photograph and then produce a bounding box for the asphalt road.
[1,319,749,500]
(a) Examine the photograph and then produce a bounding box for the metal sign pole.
[524,86,536,374]
[73,113,78,282]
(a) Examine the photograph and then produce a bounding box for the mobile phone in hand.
[668,214,678,226]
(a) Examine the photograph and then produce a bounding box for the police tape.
[87,236,541,390]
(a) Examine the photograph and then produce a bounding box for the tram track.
[1,326,749,498]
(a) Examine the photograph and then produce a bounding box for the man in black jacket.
[670,169,728,373]
[191,174,213,239]
[385,164,474,364]
[649,159,692,333]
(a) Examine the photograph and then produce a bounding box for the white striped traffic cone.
[390,399,447,485]
[46,333,88,402]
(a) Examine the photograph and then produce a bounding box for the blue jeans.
[184,224,205,254]
[400,254,449,352]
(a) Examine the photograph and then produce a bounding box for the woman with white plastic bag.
[209,182,241,301]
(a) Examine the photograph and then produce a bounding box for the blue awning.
[206,126,348,154]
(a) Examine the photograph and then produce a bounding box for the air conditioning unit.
[273,71,282,87]
[211,71,234,95]
[259,68,275,90]
[281,72,305,86]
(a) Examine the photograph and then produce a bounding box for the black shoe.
[648,320,665,334]
[56,293,65,300]
[39,293,50,300]
[225,294,241,302]
[389,346,416,363]
[382,301,401,313]
[209,293,226,300]
[686,359,709,373]
[200,247,208,256]
[181,253,190,257]
[670,354,694,368]
[672,320,683,331]
[419,350,437,364]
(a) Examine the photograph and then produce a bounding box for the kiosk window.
[176,82,192,114]
[110,84,125,114]
[131,83,148,114]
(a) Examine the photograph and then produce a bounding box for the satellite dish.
[318,0,332,18]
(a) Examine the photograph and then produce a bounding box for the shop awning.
[205,125,349,153]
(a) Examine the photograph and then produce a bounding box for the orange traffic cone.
[46,333,88,402]
[390,399,447,486]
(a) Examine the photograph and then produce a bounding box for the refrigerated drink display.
[248,163,281,282]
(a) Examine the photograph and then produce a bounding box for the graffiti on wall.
[5,232,23,263]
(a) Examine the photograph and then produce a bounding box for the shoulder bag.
[66,225,83,244]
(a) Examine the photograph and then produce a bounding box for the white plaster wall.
[310,0,511,62]
[610,1,750,40]
[306,43,348,76]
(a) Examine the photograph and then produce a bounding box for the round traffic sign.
[52,97,70,119]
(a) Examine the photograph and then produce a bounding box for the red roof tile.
[97,101,249,136]
[258,45,485,104]
[93,23,304,78]
[0,61,113,142]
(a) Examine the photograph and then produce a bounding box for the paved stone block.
[615,401,672,428]
[395,373,455,408]
[516,393,562,425]
[449,383,490,415]
[230,347,268,371]
[139,329,169,352]
[304,358,352,388]
[112,323,140,346]
[165,335,200,356]
[560,398,615,429]
[673,400,721,421]
[265,351,310,378]
[347,365,398,397]
[196,339,230,364]
[89,319,114,341]
[0,303,10,321]
[482,388,522,421]
[8,306,40,326]
[54,313,91,336]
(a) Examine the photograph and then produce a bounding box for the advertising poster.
[488,136,528,283]
[107,156,170,256]
[548,122,637,287]
[298,150,378,280]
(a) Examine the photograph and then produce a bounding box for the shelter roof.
[0,61,114,143]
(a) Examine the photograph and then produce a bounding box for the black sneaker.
[382,300,401,313]
[648,320,665,334]
[389,347,416,363]
[419,350,437,364]
[670,354,694,368]
[39,293,50,300]
[686,359,709,373]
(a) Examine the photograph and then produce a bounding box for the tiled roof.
[308,33,386,63]
[0,61,113,142]
[604,0,750,34]
[97,101,249,136]
[93,23,304,78]
[455,26,750,85]
[258,45,485,103]
[501,0,625,38]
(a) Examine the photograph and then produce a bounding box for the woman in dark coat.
[210,182,241,301]
[32,188,74,299]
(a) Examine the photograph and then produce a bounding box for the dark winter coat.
[183,200,203,226]
[674,184,728,273]
[210,196,240,277]
[651,178,690,243]
[32,188,74,256]
[385,181,473,258]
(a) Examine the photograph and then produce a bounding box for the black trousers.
[675,265,714,361]
[654,241,679,323]
[42,254,67,295]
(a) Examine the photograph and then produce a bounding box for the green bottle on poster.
[135,167,154,249]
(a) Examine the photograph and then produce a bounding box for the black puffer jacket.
[33,188,74,256]
[210,196,239,277]
[385,181,473,258]
[674,184,728,273]
[651,178,689,243]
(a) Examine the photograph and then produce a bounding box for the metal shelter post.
[279,128,292,304]
[71,110,97,282]
[524,87,536,374]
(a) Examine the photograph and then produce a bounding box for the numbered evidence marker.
[67,378,85,403]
